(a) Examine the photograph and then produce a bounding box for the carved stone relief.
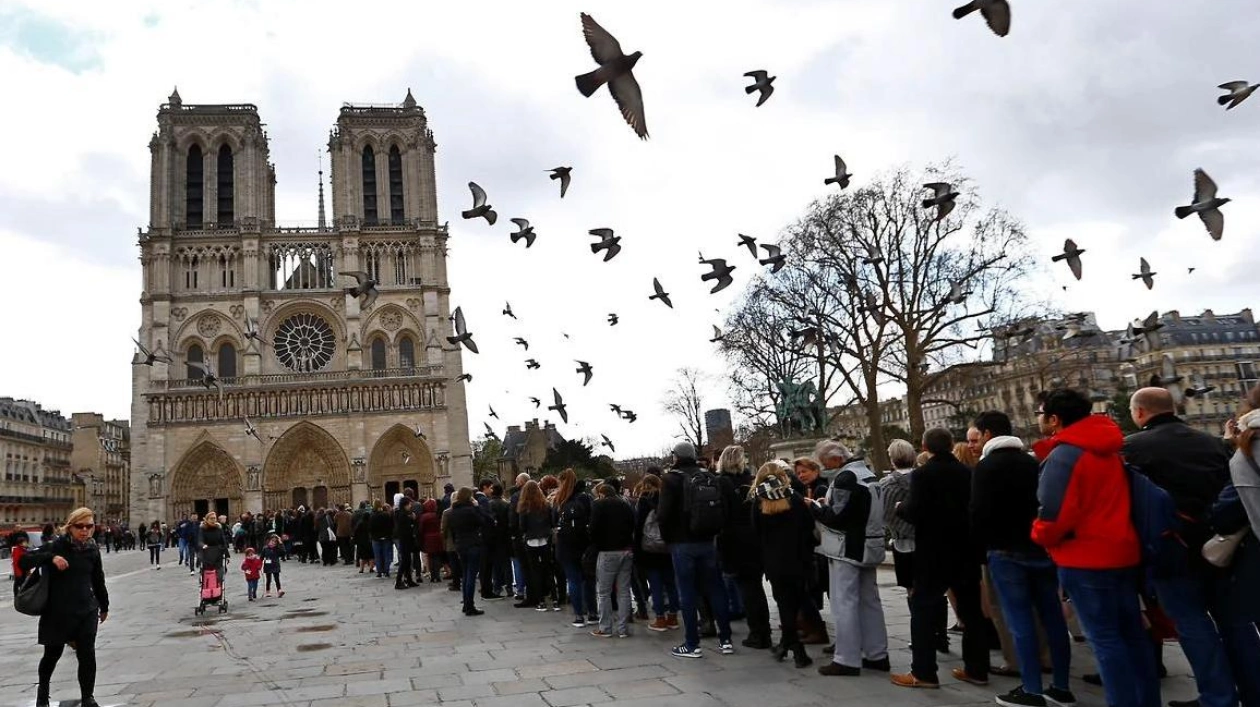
[197,313,221,338]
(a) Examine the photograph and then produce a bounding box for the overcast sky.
[0,0,1257,457]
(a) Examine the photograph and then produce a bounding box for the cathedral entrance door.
[215,498,230,519]
[312,486,329,509]
[368,425,436,503]
[292,488,308,509]
[169,439,245,522]
[194,499,209,518]
[262,422,352,514]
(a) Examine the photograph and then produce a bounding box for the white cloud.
[0,0,1257,455]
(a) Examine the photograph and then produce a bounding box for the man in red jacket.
[1031,389,1160,707]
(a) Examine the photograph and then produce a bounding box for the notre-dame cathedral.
[129,88,473,523]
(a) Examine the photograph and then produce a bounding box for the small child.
[241,548,263,601]
[9,531,29,599]
[261,535,285,598]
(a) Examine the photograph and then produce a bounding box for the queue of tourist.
[11,384,1260,707]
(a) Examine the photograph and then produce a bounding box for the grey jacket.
[1229,439,1260,541]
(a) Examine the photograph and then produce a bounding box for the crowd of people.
[11,384,1260,707]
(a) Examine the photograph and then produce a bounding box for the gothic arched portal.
[168,437,244,521]
[262,421,352,511]
[367,424,436,501]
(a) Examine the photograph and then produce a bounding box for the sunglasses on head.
[71,523,95,530]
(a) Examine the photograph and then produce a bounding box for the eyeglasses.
[1035,410,1046,416]
[71,523,95,530]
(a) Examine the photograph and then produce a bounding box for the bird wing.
[744,70,768,81]
[1063,238,1078,254]
[132,337,153,357]
[581,13,625,64]
[609,72,649,139]
[980,0,1011,37]
[361,288,378,310]
[834,155,847,175]
[652,278,664,295]
[760,243,781,258]
[1068,254,1083,280]
[712,325,722,339]
[589,228,614,238]
[1192,168,1218,202]
[559,171,570,197]
[189,361,211,376]
[1139,258,1150,275]
[452,306,467,336]
[552,388,564,406]
[1219,81,1249,91]
[510,218,529,230]
[469,181,488,208]
[341,270,369,285]
[1199,208,1224,241]
[924,182,952,197]
[604,242,621,261]
[936,200,956,220]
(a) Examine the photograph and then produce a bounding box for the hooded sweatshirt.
[1032,415,1140,569]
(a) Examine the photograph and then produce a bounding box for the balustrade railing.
[153,365,443,390]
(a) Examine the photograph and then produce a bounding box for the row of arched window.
[369,334,416,374]
[187,342,237,380]
[186,144,234,229]
[362,145,405,226]
[184,334,417,379]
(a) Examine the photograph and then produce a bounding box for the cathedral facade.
[129,89,473,524]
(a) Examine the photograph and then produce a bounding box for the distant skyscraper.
[705,408,735,450]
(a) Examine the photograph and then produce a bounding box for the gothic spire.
[317,149,327,232]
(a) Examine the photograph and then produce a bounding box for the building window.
[370,338,386,375]
[399,336,415,372]
[217,343,237,380]
[220,254,235,289]
[363,250,381,283]
[393,247,408,285]
[388,145,404,224]
[187,344,204,380]
[217,145,234,227]
[362,146,378,226]
[186,144,204,228]
[185,255,199,290]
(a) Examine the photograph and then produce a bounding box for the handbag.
[14,567,49,617]
[1202,528,1249,568]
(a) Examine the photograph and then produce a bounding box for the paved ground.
[1,548,1198,707]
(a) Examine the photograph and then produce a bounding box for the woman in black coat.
[1209,483,1260,707]
[445,487,487,616]
[751,463,816,669]
[198,515,229,581]
[19,507,109,707]
[716,446,771,649]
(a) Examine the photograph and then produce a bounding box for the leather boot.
[799,615,830,645]
[792,644,813,669]
[36,684,50,707]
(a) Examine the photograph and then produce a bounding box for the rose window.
[274,313,336,372]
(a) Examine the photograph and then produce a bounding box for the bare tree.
[662,367,706,451]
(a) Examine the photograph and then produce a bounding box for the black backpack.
[684,470,727,537]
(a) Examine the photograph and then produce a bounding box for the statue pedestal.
[767,436,830,464]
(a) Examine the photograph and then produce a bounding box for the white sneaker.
[156,564,162,570]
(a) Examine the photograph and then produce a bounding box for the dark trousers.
[630,564,650,614]
[769,573,806,647]
[911,564,989,683]
[480,545,495,597]
[525,543,557,604]
[396,542,415,583]
[736,573,772,642]
[460,547,482,610]
[449,551,463,588]
[39,613,98,701]
[338,537,353,564]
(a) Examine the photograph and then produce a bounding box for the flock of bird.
[127,5,1254,458]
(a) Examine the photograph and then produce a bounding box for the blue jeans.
[371,540,393,576]
[246,578,258,599]
[460,547,482,610]
[646,564,679,616]
[988,552,1072,695]
[1059,567,1161,707]
[560,556,587,618]
[1151,575,1238,707]
[1220,621,1260,707]
[178,537,189,564]
[723,573,744,616]
[670,541,731,650]
[512,556,525,595]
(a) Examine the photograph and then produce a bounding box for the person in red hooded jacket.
[1031,389,1160,707]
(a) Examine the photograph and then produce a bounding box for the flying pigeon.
[601,434,616,453]
[488,405,499,419]
[737,233,758,257]
[790,327,819,348]
[922,182,959,221]
[509,218,536,248]
[1174,168,1229,241]
[1188,267,1197,275]
[525,359,540,370]
[446,306,479,353]
[574,13,648,139]
[758,244,786,273]
[188,360,223,401]
[461,182,497,224]
[588,228,623,261]
[1132,310,1164,335]
[1218,81,1258,110]
[341,271,379,310]
[610,404,624,416]
[548,166,573,197]
[1151,355,1185,404]
[700,258,737,294]
[131,338,172,366]
[1061,321,1097,341]
[621,410,638,423]
[824,155,852,189]
[244,417,264,444]
[1185,373,1216,398]
[952,0,1011,37]
[1132,258,1156,290]
[575,360,593,386]
[743,70,776,107]
[455,373,473,383]
[483,422,499,441]
[413,424,426,440]
[529,396,541,409]
[861,244,884,266]
[709,325,724,343]
[244,317,269,347]
[503,302,517,319]
[514,337,530,351]
[946,280,972,305]
[649,278,673,308]
[1051,239,1085,280]
[548,388,569,423]
[607,313,619,326]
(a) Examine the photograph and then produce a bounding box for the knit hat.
[672,441,697,461]
[755,475,791,502]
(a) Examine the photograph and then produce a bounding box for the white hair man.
[808,440,890,676]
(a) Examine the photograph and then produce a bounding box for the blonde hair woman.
[749,464,815,668]
[18,507,109,707]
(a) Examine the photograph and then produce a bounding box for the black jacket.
[393,507,417,546]
[20,535,109,646]
[753,494,816,579]
[555,493,592,560]
[589,496,636,552]
[658,461,719,544]
[368,509,394,541]
[717,470,761,577]
[1209,484,1260,623]
[897,452,977,580]
[488,497,512,549]
[1123,413,1233,554]
[516,507,555,543]
[971,443,1046,558]
[445,502,485,553]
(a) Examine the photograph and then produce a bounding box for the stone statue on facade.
[247,465,261,491]
[148,473,163,498]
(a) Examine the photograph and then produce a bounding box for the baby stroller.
[195,547,229,615]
